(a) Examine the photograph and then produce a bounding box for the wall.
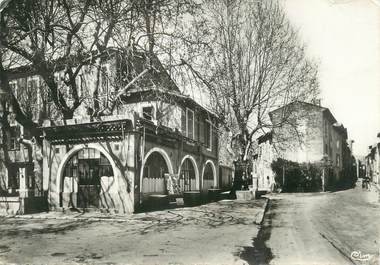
[265,102,350,191]
[254,139,276,191]
[271,102,324,164]
[0,121,34,195]
[43,136,136,214]
[219,165,233,190]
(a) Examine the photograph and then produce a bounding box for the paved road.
[248,183,380,265]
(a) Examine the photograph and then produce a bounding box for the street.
[0,184,378,265]
[253,182,380,265]
[0,199,266,265]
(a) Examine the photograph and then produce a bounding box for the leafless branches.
[184,0,320,162]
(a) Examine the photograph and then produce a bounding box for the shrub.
[271,158,323,192]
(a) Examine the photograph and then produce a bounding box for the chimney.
[313,99,321,106]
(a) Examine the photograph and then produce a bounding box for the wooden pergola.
[42,119,134,145]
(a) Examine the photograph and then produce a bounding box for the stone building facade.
[366,141,380,185]
[253,101,351,191]
[252,132,275,191]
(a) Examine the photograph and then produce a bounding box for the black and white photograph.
[0,0,379,264]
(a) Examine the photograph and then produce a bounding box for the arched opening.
[179,158,197,191]
[202,162,215,191]
[141,151,169,197]
[61,148,114,208]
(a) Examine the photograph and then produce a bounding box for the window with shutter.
[181,108,186,134]
[205,120,212,150]
[199,119,204,143]
[187,109,194,139]
[100,66,109,95]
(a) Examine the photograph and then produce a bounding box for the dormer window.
[100,66,109,95]
[142,106,154,120]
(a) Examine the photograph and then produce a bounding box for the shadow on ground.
[132,199,266,235]
[238,200,275,265]
[0,217,96,237]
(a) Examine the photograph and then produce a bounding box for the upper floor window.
[76,74,85,97]
[142,106,154,121]
[54,73,71,99]
[205,120,212,150]
[187,109,194,139]
[27,78,38,92]
[54,73,63,90]
[336,140,340,149]
[336,154,341,167]
[100,66,109,95]
[27,78,39,103]
[9,81,17,98]
[181,108,194,139]
[8,126,20,150]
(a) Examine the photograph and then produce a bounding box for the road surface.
[0,199,267,265]
[244,182,380,265]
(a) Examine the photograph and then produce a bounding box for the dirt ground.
[261,181,380,265]
[0,199,267,265]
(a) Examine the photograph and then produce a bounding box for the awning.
[41,119,133,145]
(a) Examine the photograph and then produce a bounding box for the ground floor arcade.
[42,117,220,214]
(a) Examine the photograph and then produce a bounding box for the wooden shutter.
[181,108,186,135]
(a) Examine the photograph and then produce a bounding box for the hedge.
[271,158,323,192]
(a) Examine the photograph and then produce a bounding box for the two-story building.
[0,50,220,214]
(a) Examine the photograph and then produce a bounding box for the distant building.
[253,101,354,191]
[365,141,380,185]
[252,132,275,191]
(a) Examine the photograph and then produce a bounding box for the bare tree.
[0,0,207,196]
[0,0,130,196]
[182,0,319,179]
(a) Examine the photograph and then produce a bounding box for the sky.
[282,0,380,156]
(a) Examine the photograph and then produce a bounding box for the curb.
[254,197,270,225]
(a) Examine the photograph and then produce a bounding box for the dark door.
[63,148,113,209]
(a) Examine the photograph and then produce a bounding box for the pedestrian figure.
[362,176,370,191]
